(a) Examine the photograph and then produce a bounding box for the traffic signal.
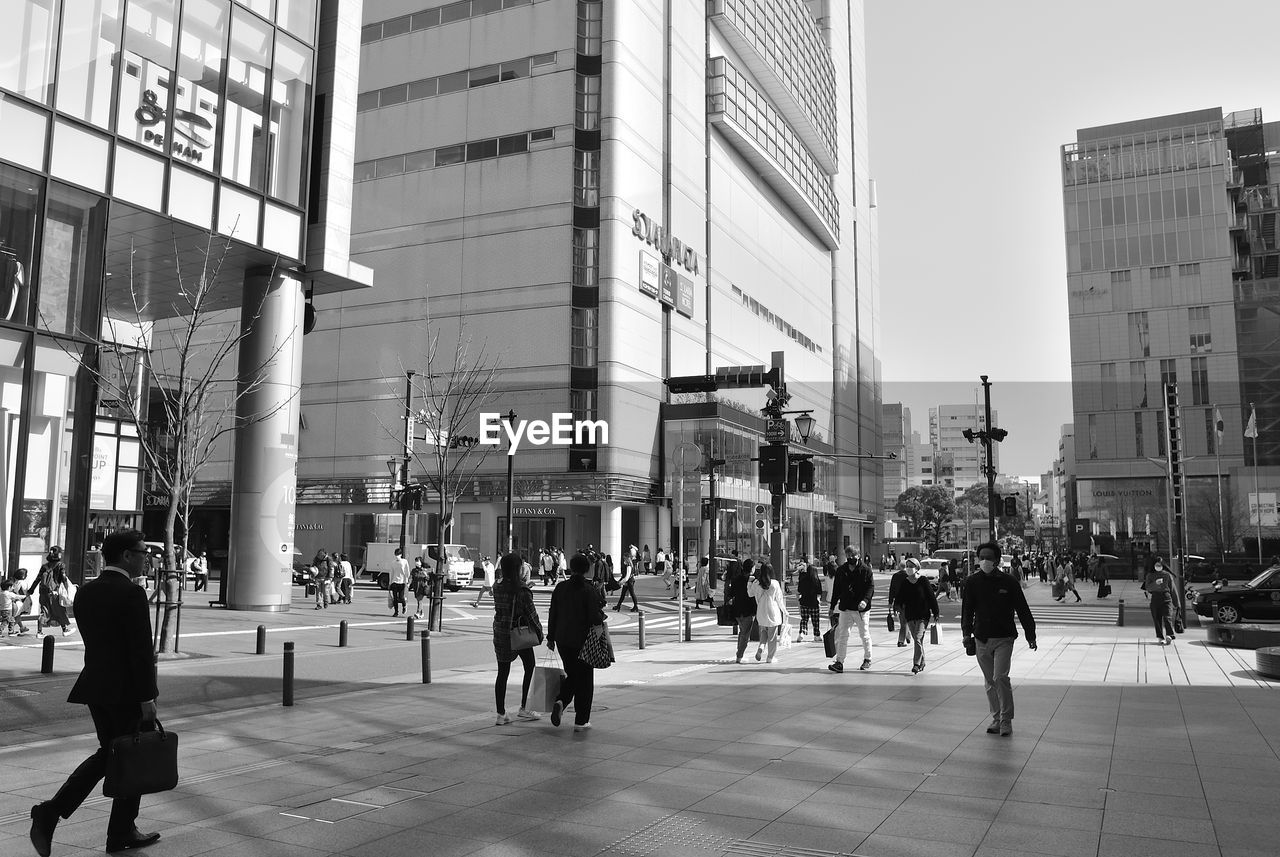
[664,374,718,393]
[758,444,788,485]
[754,503,767,532]
[795,459,815,492]
[1002,495,1018,517]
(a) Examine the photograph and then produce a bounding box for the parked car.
[1192,565,1280,624]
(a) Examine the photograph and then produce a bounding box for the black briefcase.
[822,628,837,658]
[104,720,179,798]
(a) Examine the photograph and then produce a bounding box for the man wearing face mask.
[961,542,1037,737]
[1142,557,1179,644]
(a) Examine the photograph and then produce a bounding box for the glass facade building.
[0,0,369,598]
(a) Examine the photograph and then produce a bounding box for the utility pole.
[399,370,416,556]
[962,375,1008,546]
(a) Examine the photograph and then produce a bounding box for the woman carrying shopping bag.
[746,562,787,664]
[491,553,544,725]
[546,553,606,732]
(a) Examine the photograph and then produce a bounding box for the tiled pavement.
[2,601,1279,857]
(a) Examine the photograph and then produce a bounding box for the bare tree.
[1188,483,1245,558]
[49,231,293,578]
[383,319,501,574]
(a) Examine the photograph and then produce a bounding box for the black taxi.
[1193,564,1280,624]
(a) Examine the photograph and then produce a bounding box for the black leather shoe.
[105,830,161,853]
[30,803,58,857]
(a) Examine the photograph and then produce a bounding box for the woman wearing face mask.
[1142,557,1178,644]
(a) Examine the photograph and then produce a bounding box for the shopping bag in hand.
[529,652,566,711]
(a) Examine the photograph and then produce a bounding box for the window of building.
[1128,311,1149,358]
[577,0,602,56]
[276,0,317,41]
[1159,358,1177,392]
[0,163,44,326]
[1190,356,1208,406]
[404,149,434,171]
[356,91,379,111]
[530,128,554,142]
[573,150,599,207]
[1178,262,1200,276]
[1134,412,1144,458]
[569,388,596,421]
[469,64,501,88]
[531,52,557,68]
[575,74,600,131]
[570,307,597,367]
[411,9,440,30]
[380,15,411,37]
[373,155,404,177]
[56,0,123,128]
[497,134,527,155]
[1150,265,1171,279]
[37,183,108,337]
[1130,361,1147,408]
[1110,270,1131,283]
[1156,410,1166,457]
[1188,305,1211,353]
[268,33,314,204]
[378,84,406,106]
[1100,362,1117,410]
[118,0,179,151]
[221,7,271,191]
[1087,414,1098,459]
[571,227,597,287]
[465,138,497,161]
[440,2,469,24]
[500,58,530,80]
[437,70,468,96]
[2,0,60,103]
[434,143,465,165]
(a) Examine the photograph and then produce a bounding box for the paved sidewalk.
[1,610,1278,857]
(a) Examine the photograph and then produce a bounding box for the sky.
[865,0,1280,476]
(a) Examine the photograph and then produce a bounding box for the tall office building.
[1061,107,1279,555]
[881,403,910,516]
[928,404,997,494]
[1,0,369,608]
[293,0,883,564]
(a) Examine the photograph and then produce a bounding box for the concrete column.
[226,267,304,611]
[638,504,658,555]
[601,501,623,563]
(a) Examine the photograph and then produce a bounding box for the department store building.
[1,0,370,608]
[292,0,883,565]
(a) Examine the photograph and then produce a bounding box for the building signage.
[1069,517,1092,550]
[675,274,694,317]
[296,523,325,531]
[632,209,700,275]
[765,419,788,443]
[135,89,212,164]
[659,264,677,307]
[89,434,118,509]
[639,252,660,297]
[1248,492,1279,527]
[513,506,558,516]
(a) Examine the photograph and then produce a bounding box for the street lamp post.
[398,371,416,555]
[503,409,516,555]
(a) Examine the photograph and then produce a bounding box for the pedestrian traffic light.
[1003,495,1018,517]
[754,503,767,531]
[794,459,815,493]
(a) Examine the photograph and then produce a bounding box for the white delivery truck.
[361,542,473,591]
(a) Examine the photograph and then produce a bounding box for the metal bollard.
[684,608,692,642]
[1117,599,1125,627]
[339,620,348,647]
[283,642,295,707]
[421,629,431,684]
[256,624,267,655]
[406,615,415,641]
[40,635,54,674]
[637,611,646,649]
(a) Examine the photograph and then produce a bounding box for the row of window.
[708,57,838,243]
[1094,356,1212,411]
[1066,182,1221,231]
[1063,131,1226,187]
[356,53,557,113]
[709,0,837,164]
[1068,220,1229,273]
[1085,407,1222,461]
[353,128,554,181]
[361,0,534,45]
[1125,307,1213,359]
[730,285,822,354]
[569,0,601,435]
[1111,263,1201,283]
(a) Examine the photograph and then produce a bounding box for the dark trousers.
[495,648,536,713]
[614,579,638,610]
[556,644,594,725]
[51,703,144,836]
[390,584,406,611]
[1150,598,1175,638]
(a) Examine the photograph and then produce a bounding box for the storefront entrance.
[497,517,565,562]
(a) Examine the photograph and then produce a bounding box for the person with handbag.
[546,553,606,732]
[613,552,639,612]
[491,553,544,724]
[898,561,940,675]
[30,529,162,856]
[747,562,787,663]
[693,556,715,609]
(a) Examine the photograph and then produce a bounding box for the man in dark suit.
[30,529,162,855]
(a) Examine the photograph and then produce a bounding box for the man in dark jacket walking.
[886,564,910,647]
[827,547,875,673]
[961,542,1037,737]
[30,529,162,856]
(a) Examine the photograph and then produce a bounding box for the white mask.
[979,559,997,573]
[1154,564,1164,571]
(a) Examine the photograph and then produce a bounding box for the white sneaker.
[495,713,512,725]
[767,657,780,664]
[516,708,541,721]
[62,628,75,636]
[573,723,592,732]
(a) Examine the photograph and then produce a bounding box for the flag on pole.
[1245,406,1258,439]
[1214,407,1224,447]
